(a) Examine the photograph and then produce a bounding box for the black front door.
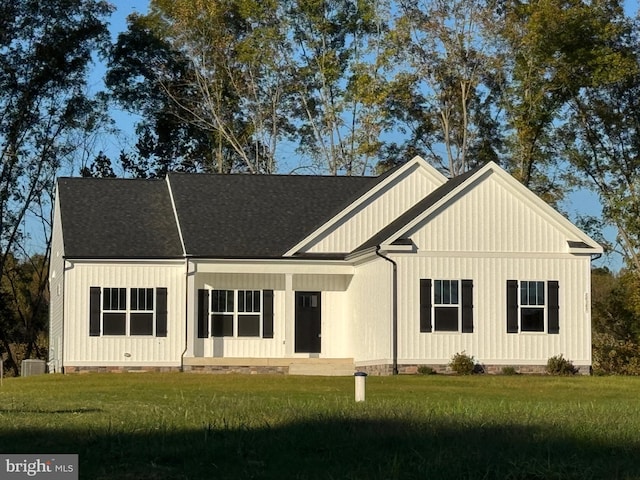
[295,291,321,353]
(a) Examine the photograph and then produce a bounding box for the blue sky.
[96,0,637,271]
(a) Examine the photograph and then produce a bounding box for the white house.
[48,157,602,375]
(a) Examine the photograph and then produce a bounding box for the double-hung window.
[90,287,168,337]
[237,290,261,336]
[433,280,460,331]
[102,287,127,335]
[420,279,473,333]
[198,289,274,339]
[211,289,234,336]
[130,288,155,335]
[507,280,559,334]
[520,281,545,332]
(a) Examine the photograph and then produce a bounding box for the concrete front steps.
[288,358,355,376]
[182,357,355,376]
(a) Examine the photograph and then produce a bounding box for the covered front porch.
[182,259,356,369]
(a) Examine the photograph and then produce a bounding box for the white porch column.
[184,258,198,358]
[285,273,294,356]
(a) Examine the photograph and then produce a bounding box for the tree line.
[1,0,639,374]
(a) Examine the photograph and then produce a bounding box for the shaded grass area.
[0,374,639,479]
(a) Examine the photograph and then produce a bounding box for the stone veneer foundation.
[63,363,591,375]
[356,363,591,375]
[63,366,181,374]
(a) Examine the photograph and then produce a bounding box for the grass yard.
[0,374,639,479]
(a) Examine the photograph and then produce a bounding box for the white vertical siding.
[293,274,352,291]
[201,273,286,291]
[408,172,571,253]
[321,291,350,358]
[48,193,65,372]
[306,165,444,253]
[394,254,592,367]
[388,169,595,368]
[196,291,286,359]
[64,262,186,366]
[347,258,393,363]
[195,273,285,358]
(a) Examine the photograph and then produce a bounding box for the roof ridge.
[166,171,378,179]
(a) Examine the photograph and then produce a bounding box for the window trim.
[129,287,155,336]
[208,289,264,338]
[433,279,461,332]
[507,280,559,334]
[420,278,473,333]
[90,287,167,337]
[102,287,127,335]
[519,280,546,333]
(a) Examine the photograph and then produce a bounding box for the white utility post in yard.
[354,371,367,402]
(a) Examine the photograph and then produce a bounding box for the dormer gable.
[285,156,447,256]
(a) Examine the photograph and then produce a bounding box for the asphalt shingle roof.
[167,173,377,257]
[57,177,183,258]
[58,173,378,259]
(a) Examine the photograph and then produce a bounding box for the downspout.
[180,256,190,371]
[375,246,398,375]
[60,260,67,374]
[60,259,73,374]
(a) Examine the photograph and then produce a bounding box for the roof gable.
[361,162,602,254]
[355,166,478,252]
[285,156,448,256]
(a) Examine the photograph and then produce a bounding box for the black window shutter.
[547,281,560,334]
[461,279,474,333]
[198,289,209,338]
[506,280,519,333]
[420,279,432,333]
[89,287,101,336]
[156,287,168,337]
[262,289,274,338]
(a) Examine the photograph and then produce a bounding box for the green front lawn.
[0,373,638,479]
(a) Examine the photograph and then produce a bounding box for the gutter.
[375,246,398,375]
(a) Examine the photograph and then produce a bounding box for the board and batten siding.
[63,262,186,367]
[406,170,578,253]
[194,290,286,359]
[304,163,444,254]
[389,168,595,368]
[48,193,66,372]
[195,272,286,359]
[394,254,592,366]
[319,291,351,358]
[347,257,393,365]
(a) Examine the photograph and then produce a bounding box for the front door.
[295,291,321,353]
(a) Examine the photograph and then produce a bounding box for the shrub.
[417,365,436,375]
[592,333,640,375]
[449,351,476,375]
[501,366,518,376]
[546,354,577,376]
